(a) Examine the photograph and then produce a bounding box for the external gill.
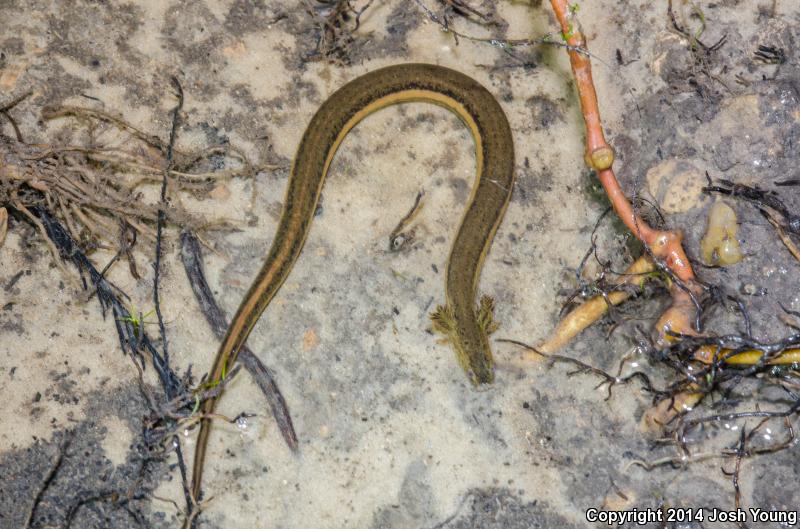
[477,295,499,335]
[430,295,499,384]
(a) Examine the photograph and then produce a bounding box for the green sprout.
[561,23,575,42]
[117,305,157,338]
[690,2,706,42]
[219,360,229,384]
[199,359,231,393]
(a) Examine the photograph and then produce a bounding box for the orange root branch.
[538,256,655,354]
[548,0,703,341]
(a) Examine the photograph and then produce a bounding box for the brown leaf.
[0,207,7,247]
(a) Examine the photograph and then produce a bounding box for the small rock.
[222,41,247,59]
[603,487,635,511]
[740,283,766,296]
[0,61,26,89]
[209,183,231,200]
[700,201,743,266]
[302,328,319,351]
[645,159,708,214]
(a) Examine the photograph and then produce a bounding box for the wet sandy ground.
[1,1,799,528]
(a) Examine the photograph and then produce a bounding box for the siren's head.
[453,323,495,386]
[430,298,498,386]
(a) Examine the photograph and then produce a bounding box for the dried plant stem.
[694,345,800,365]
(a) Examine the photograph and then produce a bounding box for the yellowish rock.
[208,183,231,200]
[700,201,743,266]
[645,159,708,214]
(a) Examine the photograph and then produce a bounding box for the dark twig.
[24,433,73,529]
[722,428,746,510]
[498,338,661,400]
[439,0,499,27]
[705,177,800,236]
[179,231,298,451]
[153,77,184,370]
[754,44,785,65]
[29,205,183,397]
[173,436,194,516]
[667,0,727,52]
[14,204,202,527]
[412,0,600,62]
[558,205,666,322]
[0,90,31,113]
[702,284,753,339]
[0,90,31,142]
[64,490,148,529]
[676,399,800,456]
[305,0,374,64]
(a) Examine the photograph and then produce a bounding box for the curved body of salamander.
[191,63,515,499]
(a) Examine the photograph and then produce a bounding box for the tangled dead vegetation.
[1,88,298,526]
[0,98,256,276]
[304,0,375,64]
